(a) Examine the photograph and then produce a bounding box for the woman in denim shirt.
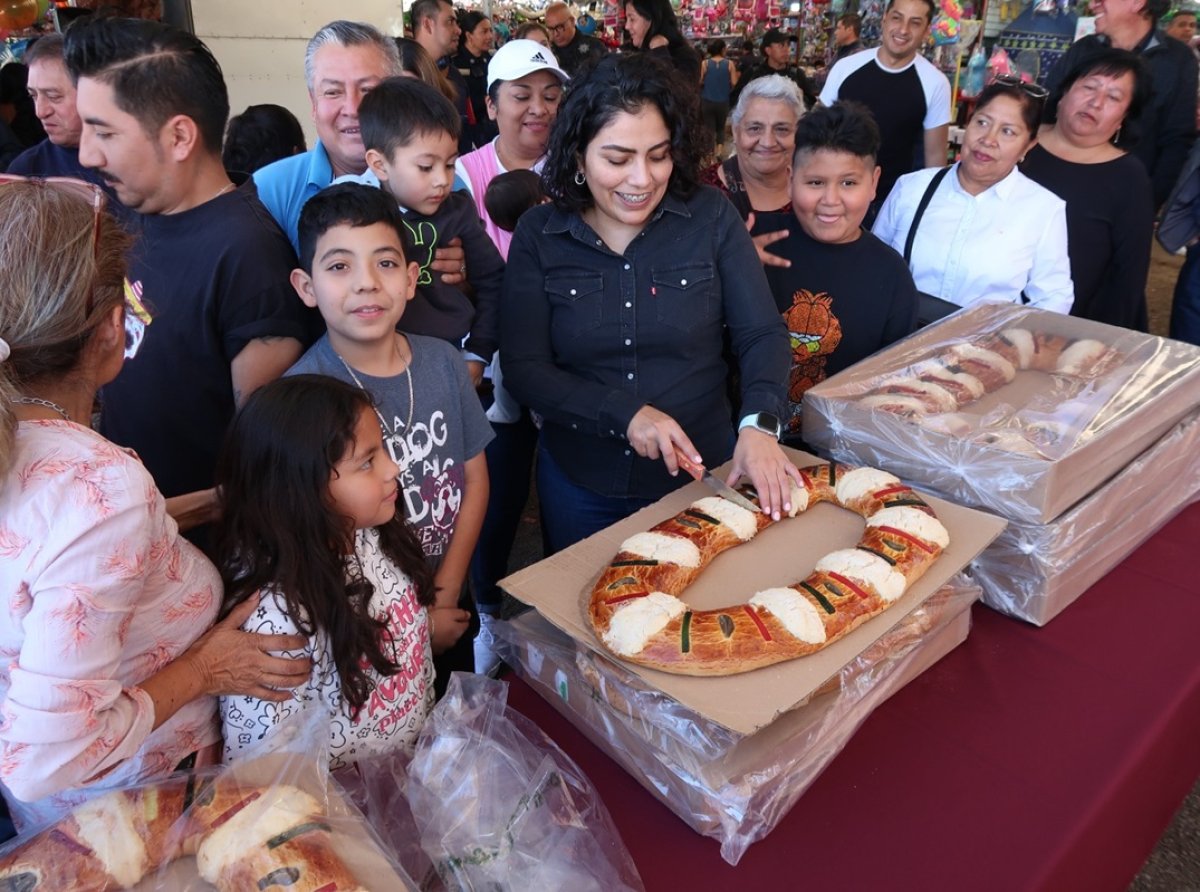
[501,54,800,553]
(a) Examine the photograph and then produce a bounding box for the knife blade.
[673,449,762,513]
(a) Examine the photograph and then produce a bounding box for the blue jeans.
[536,445,657,555]
[1170,243,1200,346]
[468,412,540,615]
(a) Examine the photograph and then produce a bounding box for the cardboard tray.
[495,576,980,866]
[973,409,1200,626]
[802,304,1200,524]
[499,448,1006,737]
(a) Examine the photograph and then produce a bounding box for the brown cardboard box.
[802,304,1200,524]
[973,409,1200,625]
[494,577,980,865]
[499,448,1006,737]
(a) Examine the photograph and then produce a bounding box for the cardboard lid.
[500,449,1007,736]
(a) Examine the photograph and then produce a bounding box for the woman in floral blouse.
[0,178,310,832]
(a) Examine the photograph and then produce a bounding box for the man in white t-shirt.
[820,0,951,213]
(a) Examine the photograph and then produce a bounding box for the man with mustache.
[67,16,309,524]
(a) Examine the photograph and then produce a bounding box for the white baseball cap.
[487,39,570,90]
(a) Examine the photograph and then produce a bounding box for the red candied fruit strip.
[827,571,871,600]
[743,604,773,642]
[208,790,263,832]
[872,484,912,499]
[875,524,935,554]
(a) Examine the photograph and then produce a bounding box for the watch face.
[756,413,782,437]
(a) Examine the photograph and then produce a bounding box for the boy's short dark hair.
[64,16,229,154]
[359,76,462,160]
[223,104,307,175]
[297,183,413,273]
[793,101,880,164]
[484,169,544,232]
[837,13,863,35]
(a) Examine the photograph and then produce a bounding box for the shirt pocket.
[652,262,715,332]
[545,273,605,340]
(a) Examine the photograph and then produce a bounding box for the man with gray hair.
[253,20,401,251]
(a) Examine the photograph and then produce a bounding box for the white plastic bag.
[407,673,643,892]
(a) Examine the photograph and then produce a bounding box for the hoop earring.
[574,170,587,186]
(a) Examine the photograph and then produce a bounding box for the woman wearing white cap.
[455,38,569,259]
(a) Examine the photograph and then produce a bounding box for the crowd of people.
[0,0,1195,845]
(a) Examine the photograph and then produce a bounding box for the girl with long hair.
[217,375,451,768]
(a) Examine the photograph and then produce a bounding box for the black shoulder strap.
[903,166,951,264]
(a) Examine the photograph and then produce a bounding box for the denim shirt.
[501,185,789,499]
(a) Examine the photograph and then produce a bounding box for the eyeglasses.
[546,21,570,33]
[991,74,1050,101]
[0,174,106,314]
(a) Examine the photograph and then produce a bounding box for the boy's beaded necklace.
[334,334,415,442]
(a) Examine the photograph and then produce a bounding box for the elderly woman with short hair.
[701,74,806,218]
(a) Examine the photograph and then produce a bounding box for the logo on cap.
[531,50,550,63]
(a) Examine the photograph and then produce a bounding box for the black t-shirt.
[6,140,136,229]
[755,215,918,436]
[99,182,311,498]
[1021,144,1153,331]
[822,52,950,202]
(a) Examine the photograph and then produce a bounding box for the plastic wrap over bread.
[803,303,1200,523]
[973,409,1200,626]
[495,575,980,866]
[0,709,418,892]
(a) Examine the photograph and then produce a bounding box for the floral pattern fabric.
[0,421,221,831]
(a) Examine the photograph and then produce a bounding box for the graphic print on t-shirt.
[784,289,842,432]
[403,219,439,286]
[382,409,464,558]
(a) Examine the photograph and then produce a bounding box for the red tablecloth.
[504,502,1200,892]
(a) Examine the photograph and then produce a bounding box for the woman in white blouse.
[873,79,1074,314]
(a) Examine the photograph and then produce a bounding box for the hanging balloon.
[0,0,38,29]
[35,0,50,18]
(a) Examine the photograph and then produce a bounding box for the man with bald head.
[543,2,607,76]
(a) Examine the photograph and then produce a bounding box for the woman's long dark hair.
[622,0,685,48]
[215,375,434,711]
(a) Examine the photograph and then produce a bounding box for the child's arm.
[432,451,490,613]
[456,199,507,366]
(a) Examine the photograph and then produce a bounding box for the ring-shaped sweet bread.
[588,462,949,676]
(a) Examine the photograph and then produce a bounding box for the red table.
[505,502,1200,892]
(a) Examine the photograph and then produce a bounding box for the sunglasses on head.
[0,174,149,360]
[991,74,1050,100]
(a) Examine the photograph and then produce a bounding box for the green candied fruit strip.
[266,821,332,849]
[799,580,836,615]
[684,509,720,525]
[856,545,897,566]
[606,575,640,589]
[611,559,658,567]
[681,611,693,653]
[882,498,928,509]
